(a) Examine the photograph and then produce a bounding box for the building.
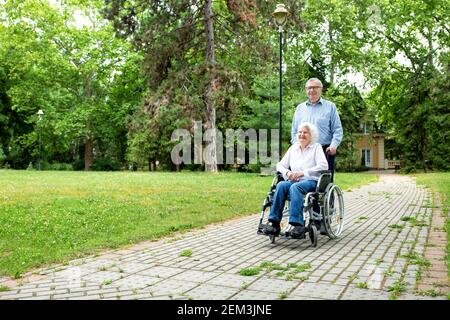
[353,124,401,170]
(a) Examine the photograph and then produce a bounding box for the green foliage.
[0,285,10,292]
[0,0,145,169]
[387,280,408,300]
[72,159,85,171]
[91,158,121,171]
[0,147,5,166]
[356,282,368,289]
[325,85,367,171]
[0,0,448,171]
[239,267,261,276]
[362,0,450,171]
[179,249,193,257]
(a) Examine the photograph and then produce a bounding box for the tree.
[105,0,269,171]
[361,0,450,170]
[0,0,145,169]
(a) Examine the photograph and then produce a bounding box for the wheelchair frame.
[257,170,345,247]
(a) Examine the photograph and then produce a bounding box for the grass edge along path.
[414,173,450,277]
[0,170,378,278]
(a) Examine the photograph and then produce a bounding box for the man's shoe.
[290,225,307,239]
[264,222,280,236]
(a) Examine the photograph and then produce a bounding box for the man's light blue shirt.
[291,97,343,149]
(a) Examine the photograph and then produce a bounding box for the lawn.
[414,172,450,276]
[0,170,378,277]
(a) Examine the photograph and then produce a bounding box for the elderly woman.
[264,122,328,238]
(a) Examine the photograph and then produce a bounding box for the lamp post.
[37,109,43,170]
[272,4,288,160]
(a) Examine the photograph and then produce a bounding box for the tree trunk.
[328,22,335,84]
[84,121,94,171]
[83,73,94,171]
[204,0,218,172]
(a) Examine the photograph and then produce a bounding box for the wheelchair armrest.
[276,171,285,182]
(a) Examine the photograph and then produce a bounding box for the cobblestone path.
[0,174,447,300]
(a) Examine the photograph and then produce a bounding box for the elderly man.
[291,78,343,181]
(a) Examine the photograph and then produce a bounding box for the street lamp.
[37,109,44,170]
[273,3,288,160]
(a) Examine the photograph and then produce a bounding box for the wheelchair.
[257,170,344,247]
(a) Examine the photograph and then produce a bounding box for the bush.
[4,144,29,169]
[399,166,417,174]
[72,159,85,171]
[42,162,73,171]
[239,163,266,173]
[337,165,370,173]
[91,158,121,171]
[0,147,5,166]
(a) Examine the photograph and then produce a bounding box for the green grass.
[388,224,404,230]
[0,285,10,292]
[0,170,378,277]
[239,267,261,276]
[356,282,368,289]
[179,249,193,257]
[400,251,431,267]
[254,261,312,281]
[414,173,450,276]
[336,172,379,191]
[387,280,408,300]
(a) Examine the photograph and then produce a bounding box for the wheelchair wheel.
[323,184,344,239]
[309,224,318,247]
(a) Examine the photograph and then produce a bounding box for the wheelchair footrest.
[257,223,267,235]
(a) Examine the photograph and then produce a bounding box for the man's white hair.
[298,122,319,145]
[306,78,323,88]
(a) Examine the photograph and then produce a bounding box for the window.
[361,149,371,167]
[362,123,369,134]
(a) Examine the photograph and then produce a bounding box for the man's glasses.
[305,86,322,91]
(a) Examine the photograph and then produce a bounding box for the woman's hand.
[287,171,304,182]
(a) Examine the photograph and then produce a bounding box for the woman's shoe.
[263,222,280,236]
[290,225,307,238]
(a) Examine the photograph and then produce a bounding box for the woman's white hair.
[298,122,319,145]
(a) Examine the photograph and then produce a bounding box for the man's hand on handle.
[326,146,336,156]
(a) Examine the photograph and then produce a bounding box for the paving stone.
[171,270,220,283]
[230,289,282,300]
[285,296,325,300]
[79,271,123,285]
[146,279,199,296]
[341,288,391,301]
[290,283,345,300]
[184,283,238,300]
[110,262,152,274]
[397,293,447,300]
[137,266,186,278]
[206,273,258,289]
[246,277,298,293]
[321,273,337,282]
[112,274,163,290]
